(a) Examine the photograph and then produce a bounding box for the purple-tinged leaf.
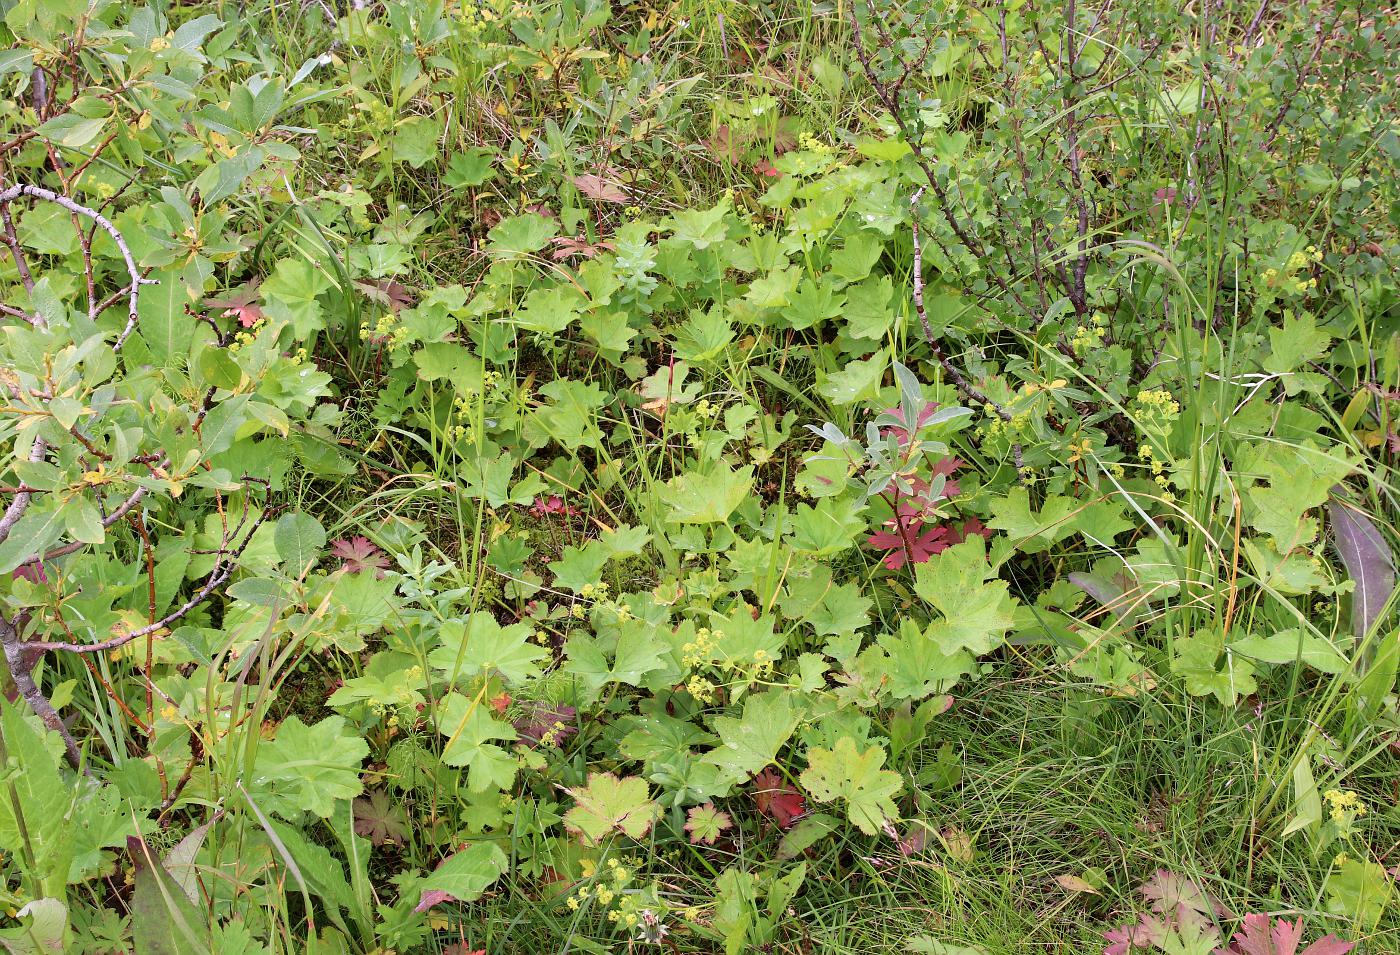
[1329,501,1396,637]
[1069,572,1124,608]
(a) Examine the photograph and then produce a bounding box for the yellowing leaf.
[800,737,902,836]
[563,773,660,844]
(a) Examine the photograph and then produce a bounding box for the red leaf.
[752,768,806,829]
[530,495,579,518]
[414,889,455,913]
[1105,914,1170,955]
[329,536,390,575]
[1216,914,1354,955]
[753,159,782,179]
[706,124,745,162]
[205,281,263,328]
[572,174,628,203]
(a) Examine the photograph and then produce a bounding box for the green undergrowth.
[0,0,1398,953]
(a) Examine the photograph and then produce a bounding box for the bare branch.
[0,183,157,349]
[910,189,1010,423]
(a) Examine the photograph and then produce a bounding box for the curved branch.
[0,183,156,349]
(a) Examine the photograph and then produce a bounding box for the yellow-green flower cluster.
[1324,788,1367,823]
[980,406,1033,441]
[686,674,717,703]
[227,328,259,355]
[1134,389,1180,417]
[567,857,653,930]
[360,313,409,351]
[1070,312,1108,353]
[1139,444,1172,497]
[681,626,718,669]
[1262,245,1323,295]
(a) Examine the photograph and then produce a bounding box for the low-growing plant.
[0,0,1398,952]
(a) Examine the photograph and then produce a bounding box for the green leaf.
[37,113,107,149]
[0,898,68,955]
[548,541,610,592]
[418,842,508,906]
[987,488,1081,554]
[514,284,586,334]
[530,378,607,450]
[261,258,333,337]
[0,701,74,897]
[562,772,660,844]
[663,463,754,524]
[1171,631,1257,706]
[1281,748,1321,839]
[684,803,733,845]
[666,197,732,249]
[878,619,975,700]
[701,692,802,788]
[828,233,884,286]
[129,834,211,954]
[435,694,517,793]
[486,213,557,258]
[563,621,668,694]
[414,342,477,382]
[817,350,887,405]
[274,512,325,573]
[199,394,250,456]
[843,274,895,339]
[392,115,439,168]
[257,715,368,818]
[800,736,903,836]
[138,269,198,364]
[1262,311,1332,390]
[1324,856,1391,930]
[428,614,546,685]
[788,497,866,556]
[579,309,636,357]
[325,571,399,643]
[913,537,1016,655]
[444,147,497,188]
[1229,629,1347,674]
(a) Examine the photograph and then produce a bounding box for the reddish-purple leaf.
[1329,501,1396,637]
[512,703,577,747]
[572,174,627,203]
[414,889,455,914]
[205,281,263,328]
[752,769,806,829]
[329,536,390,575]
[1214,913,1354,955]
[1105,913,1170,955]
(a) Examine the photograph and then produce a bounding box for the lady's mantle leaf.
[800,737,903,836]
[663,464,754,524]
[684,803,733,845]
[257,715,368,818]
[701,692,802,788]
[563,773,661,844]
